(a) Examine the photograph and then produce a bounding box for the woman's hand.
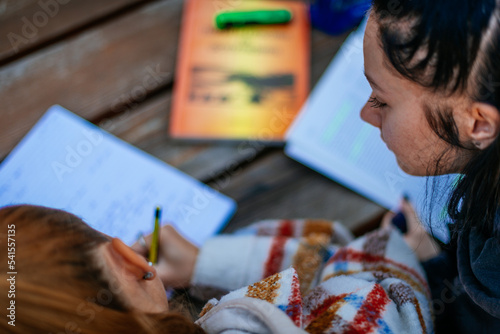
[131,225,199,289]
[382,198,441,261]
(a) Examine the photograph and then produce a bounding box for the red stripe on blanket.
[264,236,287,278]
[327,248,428,292]
[346,284,390,334]
[278,220,294,237]
[287,272,303,326]
[307,293,348,320]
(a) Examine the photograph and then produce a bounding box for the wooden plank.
[211,151,384,233]
[0,0,149,63]
[0,0,182,161]
[99,91,265,180]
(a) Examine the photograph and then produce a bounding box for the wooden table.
[0,0,384,236]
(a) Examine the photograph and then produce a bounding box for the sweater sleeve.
[191,219,353,293]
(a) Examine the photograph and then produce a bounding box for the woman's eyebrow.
[363,70,386,93]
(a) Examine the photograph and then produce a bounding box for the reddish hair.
[0,205,204,333]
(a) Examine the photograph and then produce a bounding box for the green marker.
[215,9,293,29]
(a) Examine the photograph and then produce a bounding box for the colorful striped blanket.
[193,220,433,333]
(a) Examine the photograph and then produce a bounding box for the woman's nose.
[360,101,381,129]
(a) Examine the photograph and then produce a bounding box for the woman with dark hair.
[362,0,500,332]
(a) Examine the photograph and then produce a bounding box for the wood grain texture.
[0,0,181,160]
[0,0,149,62]
[211,151,384,233]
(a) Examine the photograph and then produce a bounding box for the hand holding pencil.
[132,211,199,289]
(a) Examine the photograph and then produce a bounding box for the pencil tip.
[155,206,161,219]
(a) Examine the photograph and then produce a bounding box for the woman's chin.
[395,159,427,177]
[396,159,455,177]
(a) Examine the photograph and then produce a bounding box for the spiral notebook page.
[0,105,236,246]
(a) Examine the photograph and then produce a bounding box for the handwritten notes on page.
[285,23,455,243]
[0,105,236,246]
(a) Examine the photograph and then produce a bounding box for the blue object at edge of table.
[310,0,371,35]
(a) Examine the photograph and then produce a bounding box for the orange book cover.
[170,0,310,141]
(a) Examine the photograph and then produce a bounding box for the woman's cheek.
[384,129,411,164]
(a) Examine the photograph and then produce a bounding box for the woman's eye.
[368,97,387,109]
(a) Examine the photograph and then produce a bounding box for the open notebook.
[285,22,455,243]
[0,105,236,246]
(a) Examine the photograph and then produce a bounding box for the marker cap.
[215,9,293,29]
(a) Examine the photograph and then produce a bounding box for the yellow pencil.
[148,206,161,265]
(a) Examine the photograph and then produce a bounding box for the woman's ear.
[468,102,500,149]
[109,238,156,280]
